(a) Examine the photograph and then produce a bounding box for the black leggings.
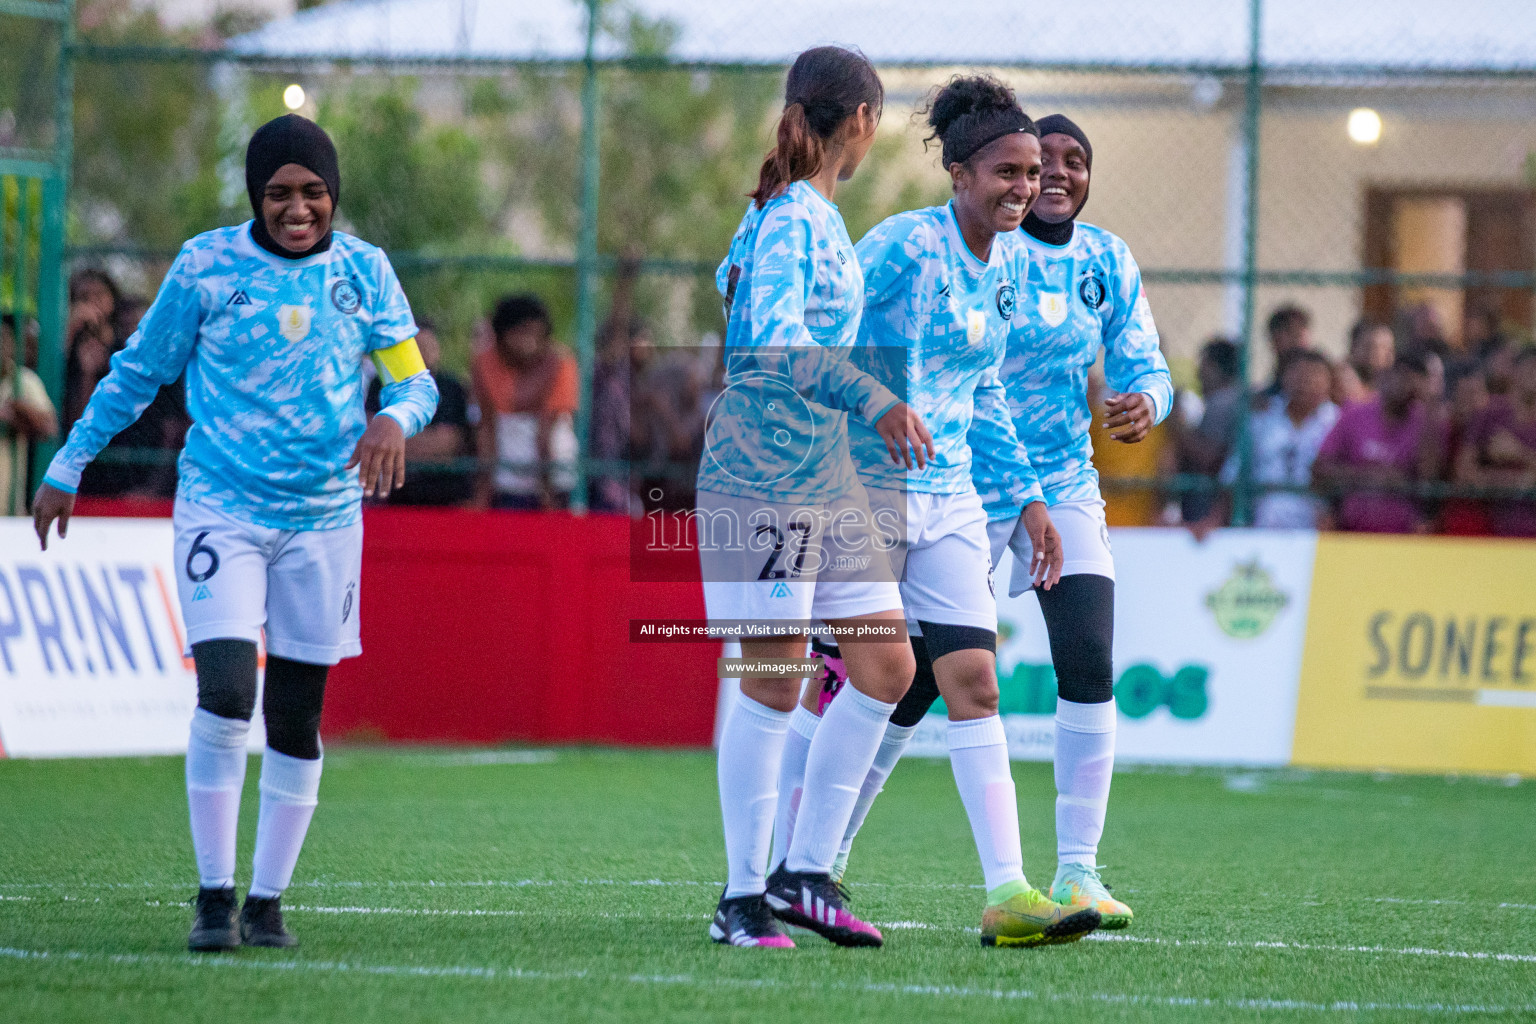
[192,639,329,759]
[886,573,1115,724]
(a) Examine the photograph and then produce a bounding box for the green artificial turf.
[1,748,1533,1023]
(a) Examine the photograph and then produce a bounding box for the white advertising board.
[907,528,1318,765]
[0,517,263,757]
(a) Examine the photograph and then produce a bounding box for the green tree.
[71,1,224,252]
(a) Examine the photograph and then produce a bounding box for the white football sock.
[248,748,324,899]
[1055,698,1117,868]
[771,704,819,869]
[948,715,1027,895]
[832,719,917,877]
[786,686,896,875]
[186,708,251,891]
[718,691,791,898]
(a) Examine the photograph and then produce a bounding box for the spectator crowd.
[1157,302,1536,538]
[5,267,1532,538]
[6,264,716,516]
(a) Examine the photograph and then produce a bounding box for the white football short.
[988,497,1116,597]
[173,498,364,665]
[864,486,997,632]
[697,487,902,625]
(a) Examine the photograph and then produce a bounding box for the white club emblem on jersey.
[278,304,313,343]
[1037,291,1068,328]
[966,308,987,345]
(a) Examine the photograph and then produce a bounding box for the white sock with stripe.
[1055,698,1117,868]
[249,748,324,899]
[718,691,791,898]
[785,685,896,875]
[948,715,1028,898]
[771,704,819,868]
[185,708,251,891]
[832,719,917,878]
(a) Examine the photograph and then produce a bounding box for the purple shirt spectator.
[1317,398,1437,533]
[1465,398,1536,537]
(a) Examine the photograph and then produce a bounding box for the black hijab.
[1021,114,1092,247]
[245,114,341,259]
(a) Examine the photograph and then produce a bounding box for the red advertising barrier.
[72,499,719,748]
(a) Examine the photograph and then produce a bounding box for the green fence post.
[31,0,73,497]
[1231,0,1263,527]
[569,0,603,515]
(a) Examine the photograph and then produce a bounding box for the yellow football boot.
[980,885,1101,947]
[1051,863,1134,930]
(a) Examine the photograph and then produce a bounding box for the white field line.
[0,945,1531,1017]
[129,898,1536,968]
[412,751,557,767]
[1085,932,1536,965]
[0,878,987,893]
[7,879,1534,911]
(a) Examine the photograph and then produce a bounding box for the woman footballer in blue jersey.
[772,76,1100,949]
[33,115,439,953]
[834,114,1172,931]
[973,114,1171,928]
[701,46,934,951]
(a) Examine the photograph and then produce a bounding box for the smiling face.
[951,131,1041,235]
[1032,132,1090,225]
[261,163,333,253]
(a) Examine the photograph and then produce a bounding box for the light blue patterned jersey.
[970,222,1173,519]
[698,180,900,504]
[848,203,1040,506]
[46,223,439,530]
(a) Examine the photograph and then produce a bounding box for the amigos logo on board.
[927,661,1213,721]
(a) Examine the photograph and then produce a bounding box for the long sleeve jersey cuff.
[860,386,901,427]
[1010,481,1044,511]
[1133,378,1174,426]
[376,371,439,438]
[43,456,84,493]
[42,469,79,494]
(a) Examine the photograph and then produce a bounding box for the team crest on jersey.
[1037,290,1068,327]
[966,308,987,345]
[278,304,314,343]
[330,278,362,315]
[1078,270,1107,310]
[996,282,1016,320]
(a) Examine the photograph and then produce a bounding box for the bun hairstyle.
[750,46,884,208]
[923,74,1035,168]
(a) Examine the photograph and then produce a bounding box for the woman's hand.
[1021,500,1063,590]
[1104,391,1155,443]
[32,482,76,551]
[875,402,935,470]
[347,415,407,498]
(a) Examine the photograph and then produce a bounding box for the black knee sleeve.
[1035,574,1115,704]
[192,639,258,721]
[890,637,939,727]
[262,656,329,760]
[916,620,997,661]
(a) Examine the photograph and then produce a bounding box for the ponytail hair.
[751,46,883,208]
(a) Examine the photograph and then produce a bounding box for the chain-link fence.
[3,0,1534,529]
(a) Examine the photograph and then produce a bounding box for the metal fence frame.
[5,0,1536,520]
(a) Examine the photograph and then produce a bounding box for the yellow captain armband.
[370,337,428,384]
